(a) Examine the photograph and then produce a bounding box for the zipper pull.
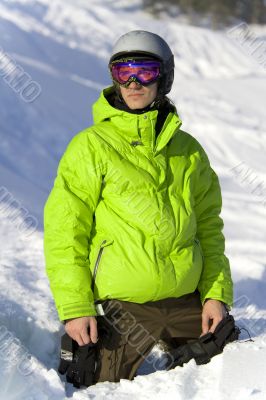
[131,140,143,147]
[100,239,114,248]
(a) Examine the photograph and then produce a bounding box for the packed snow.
[0,0,266,399]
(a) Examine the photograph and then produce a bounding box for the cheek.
[149,87,157,99]
[120,88,127,100]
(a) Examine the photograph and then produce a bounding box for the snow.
[0,0,266,398]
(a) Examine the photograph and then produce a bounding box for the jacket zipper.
[194,237,204,262]
[91,239,113,292]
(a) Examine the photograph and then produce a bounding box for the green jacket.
[44,86,233,321]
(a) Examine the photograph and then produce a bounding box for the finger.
[64,326,82,346]
[70,332,85,346]
[65,327,77,343]
[208,317,222,334]
[201,313,210,336]
[89,319,98,343]
[80,328,91,345]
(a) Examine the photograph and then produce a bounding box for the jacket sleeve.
[44,131,104,321]
[194,148,233,307]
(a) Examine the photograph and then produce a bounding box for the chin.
[127,101,147,109]
[129,104,143,109]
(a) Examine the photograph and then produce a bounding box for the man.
[44,30,233,383]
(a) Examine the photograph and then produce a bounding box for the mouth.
[128,93,144,97]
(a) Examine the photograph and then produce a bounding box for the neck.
[114,89,167,114]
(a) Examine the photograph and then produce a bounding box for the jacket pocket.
[91,239,113,292]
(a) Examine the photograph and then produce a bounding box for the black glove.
[166,314,240,369]
[58,333,97,388]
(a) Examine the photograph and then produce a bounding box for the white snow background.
[0,0,266,399]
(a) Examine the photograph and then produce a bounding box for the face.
[120,81,158,110]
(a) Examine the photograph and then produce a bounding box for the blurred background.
[142,0,266,27]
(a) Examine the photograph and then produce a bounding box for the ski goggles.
[110,60,161,86]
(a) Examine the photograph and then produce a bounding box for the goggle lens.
[111,60,161,86]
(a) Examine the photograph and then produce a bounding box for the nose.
[127,81,142,89]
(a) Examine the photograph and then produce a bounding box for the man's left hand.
[201,299,227,336]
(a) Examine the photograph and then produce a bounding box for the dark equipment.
[58,333,97,388]
[166,314,240,369]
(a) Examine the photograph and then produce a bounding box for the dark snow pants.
[93,290,202,383]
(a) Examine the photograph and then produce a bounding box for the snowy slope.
[0,0,266,399]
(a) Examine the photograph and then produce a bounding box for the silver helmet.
[109,30,175,95]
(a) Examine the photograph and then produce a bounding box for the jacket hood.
[92,86,121,125]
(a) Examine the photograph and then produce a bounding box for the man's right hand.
[65,316,98,346]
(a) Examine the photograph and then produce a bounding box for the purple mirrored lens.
[111,60,161,85]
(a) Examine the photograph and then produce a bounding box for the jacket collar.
[92,86,182,154]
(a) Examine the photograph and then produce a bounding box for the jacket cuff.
[57,301,97,321]
[198,285,233,308]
